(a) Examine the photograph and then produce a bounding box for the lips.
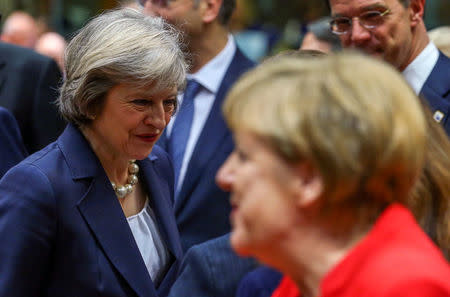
[136,133,159,143]
[230,199,238,224]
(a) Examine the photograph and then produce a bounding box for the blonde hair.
[224,52,426,224]
[409,103,450,260]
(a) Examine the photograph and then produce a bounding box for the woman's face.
[88,83,177,161]
[216,131,302,259]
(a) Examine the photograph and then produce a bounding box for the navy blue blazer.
[159,47,255,251]
[0,42,66,153]
[0,124,183,297]
[420,51,450,134]
[168,234,258,297]
[0,107,27,178]
[236,266,283,297]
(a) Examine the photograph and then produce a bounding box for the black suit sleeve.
[0,108,27,178]
[30,58,66,152]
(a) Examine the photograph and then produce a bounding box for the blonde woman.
[216,53,450,297]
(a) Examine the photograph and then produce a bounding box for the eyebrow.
[332,3,388,17]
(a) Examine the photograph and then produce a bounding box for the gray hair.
[58,8,187,126]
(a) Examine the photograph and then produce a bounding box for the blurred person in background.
[0,107,27,178]
[217,53,450,297]
[0,13,27,177]
[328,0,450,133]
[0,11,39,48]
[167,233,258,297]
[300,17,341,53]
[35,31,67,73]
[139,0,255,252]
[428,26,450,57]
[121,0,142,10]
[0,24,64,152]
[0,9,186,297]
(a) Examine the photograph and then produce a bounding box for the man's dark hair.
[326,0,410,11]
[219,0,235,25]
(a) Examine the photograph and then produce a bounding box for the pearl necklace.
[111,160,139,198]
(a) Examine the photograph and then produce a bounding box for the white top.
[127,199,170,284]
[402,42,439,95]
[167,34,237,193]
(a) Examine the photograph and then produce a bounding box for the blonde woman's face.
[216,131,301,260]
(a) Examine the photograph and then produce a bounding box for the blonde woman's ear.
[294,162,323,208]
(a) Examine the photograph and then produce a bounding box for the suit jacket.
[420,51,450,134]
[159,47,255,251]
[0,124,183,297]
[236,266,283,297]
[0,107,27,178]
[168,234,258,297]
[0,42,66,153]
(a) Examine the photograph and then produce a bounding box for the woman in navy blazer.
[0,9,187,297]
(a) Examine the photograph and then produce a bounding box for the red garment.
[271,204,450,297]
[271,277,300,297]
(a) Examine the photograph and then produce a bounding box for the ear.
[408,0,425,27]
[200,0,222,24]
[293,161,324,208]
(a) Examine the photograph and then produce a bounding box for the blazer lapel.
[139,157,181,260]
[59,125,156,297]
[422,52,450,99]
[175,49,253,212]
[77,176,156,297]
[420,52,450,130]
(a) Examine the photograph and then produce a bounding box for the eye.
[132,99,151,106]
[330,17,351,33]
[361,10,382,20]
[163,98,177,114]
[236,148,248,162]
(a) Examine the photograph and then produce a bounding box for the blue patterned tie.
[168,79,202,194]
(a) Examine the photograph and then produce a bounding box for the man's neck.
[400,23,430,71]
[188,24,229,73]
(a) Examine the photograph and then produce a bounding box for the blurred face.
[88,83,177,161]
[142,0,203,37]
[330,0,416,70]
[216,131,301,258]
[300,32,333,53]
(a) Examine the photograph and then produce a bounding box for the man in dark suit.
[0,107,27,178]
[141,0,255,251]
[0,41,66,153]
[168,234,258,297]
[328,0,450,133]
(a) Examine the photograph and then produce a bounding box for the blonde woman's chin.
[230,229,255,257]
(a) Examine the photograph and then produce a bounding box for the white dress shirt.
[403,42,439,95]
[127,199,170,284]
[167,35,237,192]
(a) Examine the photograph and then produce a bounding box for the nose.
[216,153,236,192]
[349,18,371,45]
[144,103,167,131]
